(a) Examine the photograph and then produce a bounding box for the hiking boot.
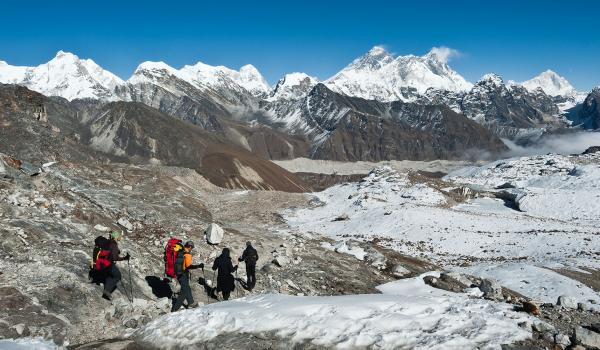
[102,292,112,301]
[187,302,199,309]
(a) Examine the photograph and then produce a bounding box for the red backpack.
[164,237,183,278]
[94,249,112,271]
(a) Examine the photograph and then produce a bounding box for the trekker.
[102,231,130,300]
[238,241,259,291]
[212,248,238,300]
[172,241,203,311]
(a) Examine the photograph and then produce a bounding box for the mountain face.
[412,74,566,141]
[0,84,308,192]
[521,70,577,97]
[325,46,472,102]
[263,83,508,161]
[459,74,565,139]
[567,88,600,129]
[1,49,592,162]
[0,51,124,101]
[519,70,586,112]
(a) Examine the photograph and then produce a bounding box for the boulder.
[582,146,600,155]
[273,255,290,267]
[122,185,133,191]
[123,318,138,329]
[557,295,577,309]
[578,302,590,312]
[155,298,171,314]
[575,326,600,349]
[532,321,555,334]
[554,333,571,348]
[392,264,411,278]
[205,223,224,244]
[333,213,350,221]
[479,278,503,300]
[522,301,540,316]
[117,218,134,231]
[440,272,473,287]
[94,224,110,232]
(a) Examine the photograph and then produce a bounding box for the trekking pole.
[127,258,134,303]
[202,267,209,304]
[234,270,241,299]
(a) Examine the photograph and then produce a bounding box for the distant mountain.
[263,83,508,161]
[0,51,124,101]
[0,84,308,192]
[521,70,578,97]
[1,49,595,161]
[325,46,472,102]
[567,88,600,129]
[460,74,565,139]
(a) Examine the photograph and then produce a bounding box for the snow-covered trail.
[133,274,533,350]
[284,153,600,304]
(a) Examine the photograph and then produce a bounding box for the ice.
[133,274,533,349]
[0,337,59,350]
[458,263,600,305]
[286,154,600,303]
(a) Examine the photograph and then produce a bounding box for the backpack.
[246,247,259,265]
[92,236,112,271]
[164,238,183,278]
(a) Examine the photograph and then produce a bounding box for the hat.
[246,241,252,247]
[184,240,195,248]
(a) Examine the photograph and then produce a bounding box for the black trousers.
[103,265,121,295]
[172,273,194,311]
[246,264,256,289]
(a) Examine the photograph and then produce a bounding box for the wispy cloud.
[502,132,600,157]
[429,46,461,63]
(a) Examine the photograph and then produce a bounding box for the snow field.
[134,274,533,350]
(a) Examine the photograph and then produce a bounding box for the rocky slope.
[568,88,600,130]
[263,83,508,161]
[0,84,308,192]
[1,49,595,161]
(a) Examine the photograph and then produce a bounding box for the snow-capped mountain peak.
[325,46,472,102]
[238,64,271,96]
[268,72,319,100]
[0,51,125,101]
[347,46,395,71]
[522,70,577,97]
[479,73,504,86]
[179,60,270,97]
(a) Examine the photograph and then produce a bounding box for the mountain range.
[1,47,598,168]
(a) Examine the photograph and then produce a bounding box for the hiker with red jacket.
[238,241,259,291]
[171,241,203,312]
[212,247,238,300]
[102,231,130,300]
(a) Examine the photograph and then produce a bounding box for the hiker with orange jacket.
[171,241,203,311]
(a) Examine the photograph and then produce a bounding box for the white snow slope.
[0,51,125,101]
[133,273,532,350]
[325,46,473,102]
[0,51,270,101]
[285,154,600,305]
[521,70,578,98]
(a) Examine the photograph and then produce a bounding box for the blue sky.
[1,0,598,90]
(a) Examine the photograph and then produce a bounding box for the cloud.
[428,46,461,63]
[502,132,600,157]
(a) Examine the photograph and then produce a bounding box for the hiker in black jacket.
[103,231,130,300]
[212,248,237,300]
[238,241,259,291]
